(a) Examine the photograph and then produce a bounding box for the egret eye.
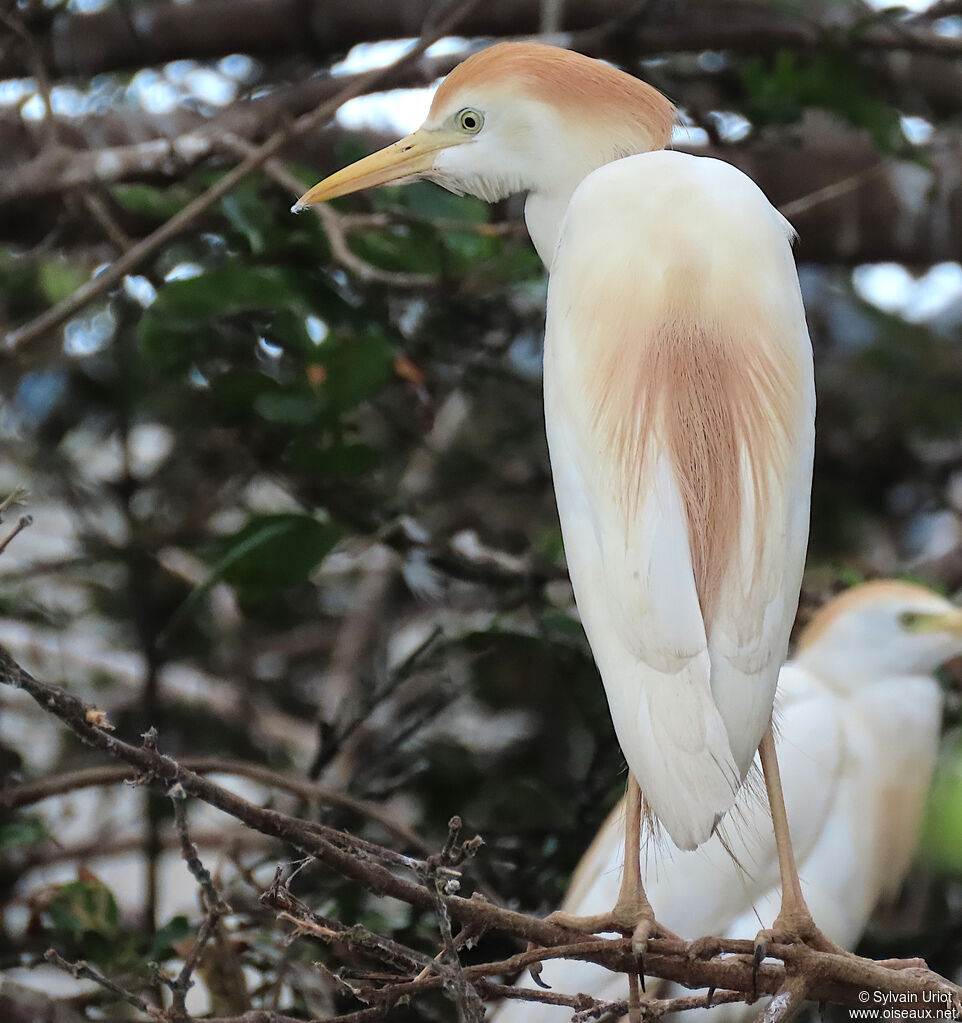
[899,611,928,632]
[457,108,484,134]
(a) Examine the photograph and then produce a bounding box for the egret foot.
[751,907,854,998]
[546,899,678,951]
[545,774,675,1023]
[686,935,723,961]
[753,905,849,967]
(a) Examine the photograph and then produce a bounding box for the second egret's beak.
[292,129,458,211]
[902,608,962,636]
[936,609,962,636]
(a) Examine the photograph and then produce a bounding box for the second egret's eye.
[457,108,484,134]
[899,611,934,632]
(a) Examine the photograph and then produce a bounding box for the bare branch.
[7,0,962,82]
[4,647,962,1019]
[0,516,33,557]
[42,949,163,1019]
[3,0,486,352]
[166,783,233,1019]
[755,975,811,1023]
[3,756,431,853]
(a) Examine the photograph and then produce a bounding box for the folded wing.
[543,150,815,848]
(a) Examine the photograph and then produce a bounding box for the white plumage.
[544,151,814,847]
[492,580,958,1022]
[294,41,823,958]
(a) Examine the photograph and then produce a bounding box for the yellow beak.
[904,608,962,636]
[935,608,962,636]
[292,128,460,211]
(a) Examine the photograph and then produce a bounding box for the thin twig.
[81,191,133,252]
[778,163,889,220]
[427,817,487,1021]
[2,755,432,854]
[1,12,61,150]
[43,949,164,1019]
[223,135,435,289]
[0,516,32,556]
[0,489,27,518]
[163,782,233,1019]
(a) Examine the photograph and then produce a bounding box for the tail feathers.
[618,661,742,850]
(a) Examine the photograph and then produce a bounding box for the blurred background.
[1,0,962,1019]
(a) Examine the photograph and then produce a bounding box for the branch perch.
[3,645,961,1021]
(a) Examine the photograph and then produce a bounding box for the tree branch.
[4,645,962,1019]
[8,0,962,81]
[42,950,163,1020]
[3,0,485,352]
[2,756,432,854]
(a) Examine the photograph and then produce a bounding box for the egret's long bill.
[292,129,463,211]
[903,607,962,635]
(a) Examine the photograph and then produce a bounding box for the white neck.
[524,168,591,268]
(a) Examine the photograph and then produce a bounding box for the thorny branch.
[3,647,962,1021]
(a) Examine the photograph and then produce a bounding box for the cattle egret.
[294,42,817,977]
[493,580,961,1022]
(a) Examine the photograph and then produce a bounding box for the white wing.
[490,663,943,1023]
[543,150,815,848]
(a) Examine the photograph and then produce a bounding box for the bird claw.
[756,909,846,957]
[752,931,770,1001]
[544,909,621,934]
[752,911,852,997]
[547,902,677,1001]
[520,941,549,989]
[753,929,773,965]
[631,916,657,957]
[686,936,722,961]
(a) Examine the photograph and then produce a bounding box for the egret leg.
[755,726,844,956]
[546,774,678,947]
[547,775,666,1023]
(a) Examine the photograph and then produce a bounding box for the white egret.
[294,42,816,966]
[492,580,962,1022]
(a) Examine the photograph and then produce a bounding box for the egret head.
[795,580,962,687]
[293,42,674,210]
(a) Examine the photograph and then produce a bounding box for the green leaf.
[0,812,48,849]
[45,878,121,942]
[351,224,442,276]
[921,731,962,876]
[112,183,191,220]
[209,371,282,415]
[147,265,300,325]
[321,330,395,413]
[211,513,341,589]
[138,264,312,372]
[740,51,903,152]
[38,258,88,304]
[441,230,499,273]
[220,180,277,255]
[397,183,490,223]
[148,915,192,961]
[253,389,320,425]
[290,439,380,478]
